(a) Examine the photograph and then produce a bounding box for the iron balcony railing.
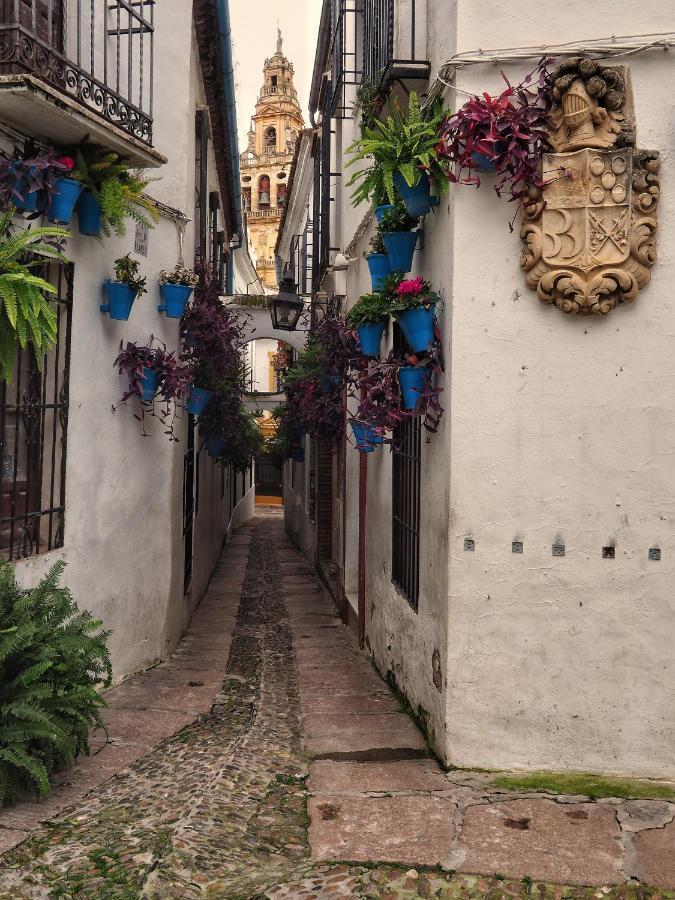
[0,0,155,145]
[363,0,427,87]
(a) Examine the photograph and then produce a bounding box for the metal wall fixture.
[602,546,616,559]
[392,416,422,609]
[463,537,475,552]
[512,540,523,553]
[552,543,566,557]
[648,547,661,561]
[0,0,155,144]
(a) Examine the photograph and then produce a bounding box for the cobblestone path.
[0,512,673,899]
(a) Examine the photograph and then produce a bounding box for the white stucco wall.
[436,0,675,778]
[7,0,245,678]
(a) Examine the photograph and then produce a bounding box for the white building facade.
[0,0,257,678]
[277,0,675,778]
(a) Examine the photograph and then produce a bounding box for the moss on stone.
[490,771,675,801]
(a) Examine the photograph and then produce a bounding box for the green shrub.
[0,561,112,805]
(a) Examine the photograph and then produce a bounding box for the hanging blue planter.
[47,178,84,224]
[140,367,159,402]
[399,365,428,411]
[320,374,341,394]
[206,434,226,458]
[350,419,384,453]
[366,253,391,290]
[77,190,102,236]
[393,172,438,218]
[382,230,418,274]
[8,165,40,212]
[100,280,138,320]
[290,446,305,463]
[158,283,193,319]
[470,141,508,173]
[375,204,394,223]
[187,386,213,416]
[397,303,436,352]
[356,321,385,357]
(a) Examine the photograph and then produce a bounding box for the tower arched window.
[258,175,270,207]
[265,127,276,152]
[277,184,287,208]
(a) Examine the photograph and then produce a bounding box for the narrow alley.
[0,512,670,898]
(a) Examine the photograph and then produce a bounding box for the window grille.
[0,261,72,561]
[392,412,421,610]
[329,0,361,118]
[195,109,208,260]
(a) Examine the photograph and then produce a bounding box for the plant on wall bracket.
[0,209,69,383]
[346,92,449,206]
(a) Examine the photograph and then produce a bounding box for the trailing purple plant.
[436,58,554,227]
[0,143,74,212]
[113,338,192,441]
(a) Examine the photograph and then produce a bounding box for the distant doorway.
[255,452,283,506]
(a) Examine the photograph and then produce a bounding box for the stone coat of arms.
[521,59,659,315]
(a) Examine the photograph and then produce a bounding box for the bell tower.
[240,31,304,289]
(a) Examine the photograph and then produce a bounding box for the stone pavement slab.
[309,759,450,795]
[634,819,675,889]
[453,798,623,885]
[308,795,457,865]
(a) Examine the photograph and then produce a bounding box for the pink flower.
[57,156,75,171]
[396,276,424,296]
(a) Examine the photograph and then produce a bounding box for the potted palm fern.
[0,210,69,384]
[70,139,159,238]
[346,92,449,217]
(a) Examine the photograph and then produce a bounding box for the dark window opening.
[0,260,72,561]
[195,109,208,261]
[392,415,421,610]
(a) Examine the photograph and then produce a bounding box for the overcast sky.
[229,0,322,151]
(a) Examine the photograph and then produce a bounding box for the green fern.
[346,92,450,206]
[0,560,111,805]
[72,139,159,238]
[0,209,69,383]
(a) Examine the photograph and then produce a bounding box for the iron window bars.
[0,0,155,145]
[329,0,361,119]
[362,0,428,88]
[0,260,72,561]
[392,414,421,610]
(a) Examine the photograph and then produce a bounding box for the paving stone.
[301,695,401,716]
[308,795,456,865]
[0,829,27,854]
[455,798,623,886]
[309,760,449,795]
[303,713,423,740]
[633,818,675,888]
[616,799,675,832]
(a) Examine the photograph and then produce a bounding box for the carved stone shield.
[520,60,659,316]
[542,149,631,271]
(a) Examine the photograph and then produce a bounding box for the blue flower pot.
[393,172,438,218]
[383,230,418,274]
[366,253,391,291]
[350,419,384,453]
[375,204,394,223]
[140,367,159,402]
[320,374,341,394]
[8,165,40,212]
[356,321,386,357]
[47,178,83,224]
[158,283,193,319]
[470,141,508,173]
[206,434,226,458]
[187,386,213,416]
[399,366,428,411]
[100,280,138,320]
[291,446,305,463]
[397,303,436,353]
[77,190,102,235]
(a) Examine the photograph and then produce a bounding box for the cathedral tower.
[240,31,304,289]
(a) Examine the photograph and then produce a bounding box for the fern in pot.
[0,210,69,384]
[346,290,392,357]
[346,92,449,216]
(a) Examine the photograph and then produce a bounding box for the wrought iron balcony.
[363,0,430,88]
[0,0,156,151]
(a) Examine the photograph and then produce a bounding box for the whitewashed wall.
[10,0,245,679]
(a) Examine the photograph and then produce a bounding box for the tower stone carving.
[521,60,659,316]
[240,33,304,289]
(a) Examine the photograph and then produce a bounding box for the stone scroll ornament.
[520,59,659,315]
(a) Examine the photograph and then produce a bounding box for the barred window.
[392,416,421,610]
[0,261,72,560]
